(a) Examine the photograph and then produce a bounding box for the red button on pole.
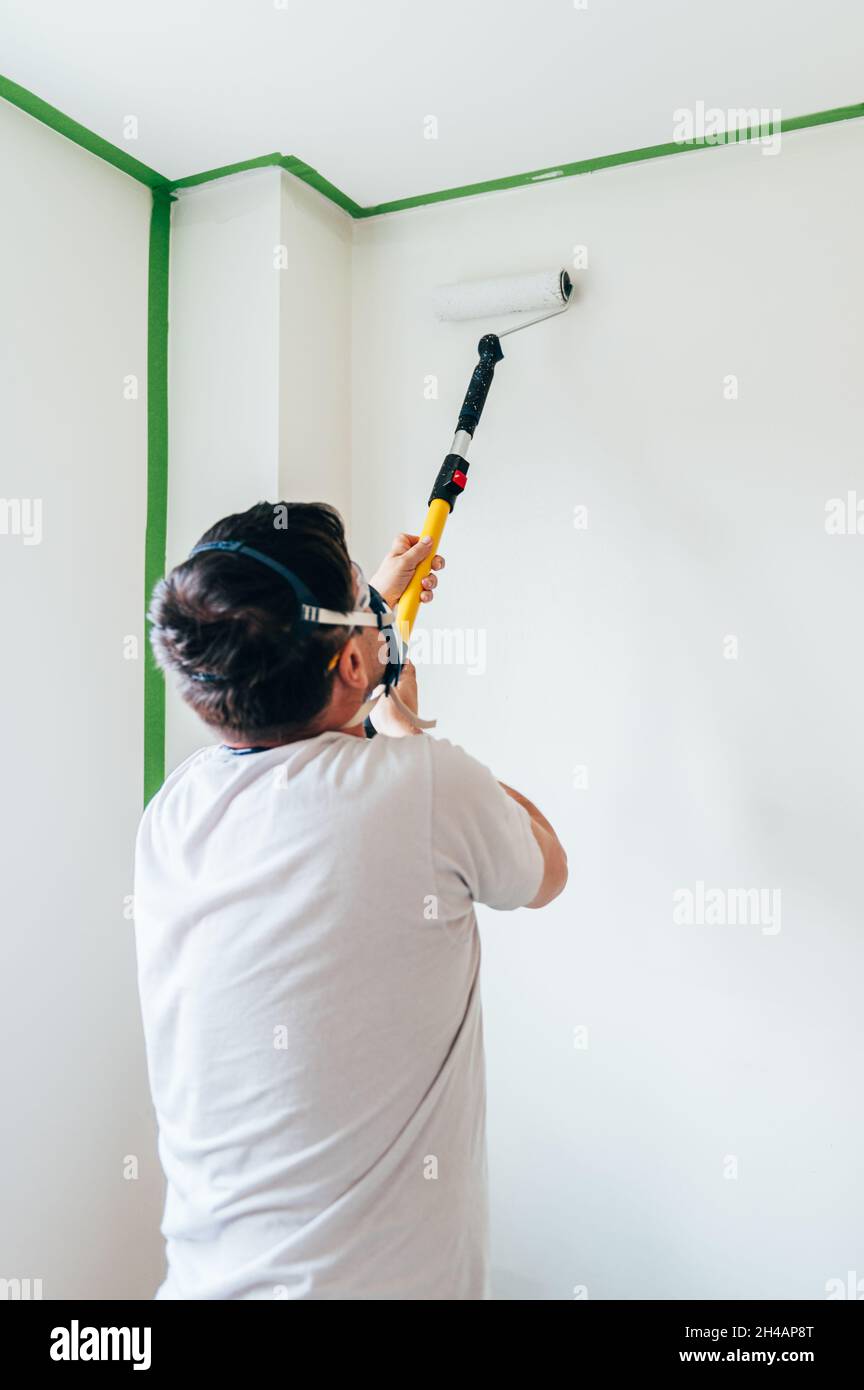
[452,469,467,490]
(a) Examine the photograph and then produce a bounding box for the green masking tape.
[356,102,864,217]
[144,190,172,806]
[2,68,862,219]
[156,101,864,218]
[0,73,170,189]
[169,152,364,217]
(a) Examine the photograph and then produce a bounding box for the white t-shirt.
[133,730,543,1300]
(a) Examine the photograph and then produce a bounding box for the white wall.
[0,100,163,1297]
[351,119,864,1299]
[166,169,352,770]
[166,168,282,769]
[278,172,352,520]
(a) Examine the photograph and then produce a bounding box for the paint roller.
[395,268,574,643]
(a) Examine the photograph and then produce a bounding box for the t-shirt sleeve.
[428,736,545,912]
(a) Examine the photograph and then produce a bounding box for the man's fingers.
[392,532,434,555]
[390,532,445,571]
[421,573,437,590]
[391,532,418,555]
[391,533,447,567]
[402,534,434,562]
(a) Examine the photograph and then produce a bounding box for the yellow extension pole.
[395,332,504,648]
[395,497,451,644]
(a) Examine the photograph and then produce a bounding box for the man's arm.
[498,783,568,909]
[375,663,568,907]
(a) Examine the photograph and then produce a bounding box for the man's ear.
[335,635,367,691]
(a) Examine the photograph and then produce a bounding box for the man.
[134,500,567,1300]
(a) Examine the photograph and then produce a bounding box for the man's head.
[149,501,386,744]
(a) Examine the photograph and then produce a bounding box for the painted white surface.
[0,100,163,1297]
[351,119,864,1298]
[278,171,352,520]
[165,168,352,771]
[165,168,282,770]
[2,0,862,202]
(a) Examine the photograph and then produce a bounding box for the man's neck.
[222,710,366,751]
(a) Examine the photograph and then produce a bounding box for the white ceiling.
[2,0,862,206]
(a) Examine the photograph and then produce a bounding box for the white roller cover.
[434,267,570,321]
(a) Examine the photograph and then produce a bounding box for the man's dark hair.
[149,501,354,741]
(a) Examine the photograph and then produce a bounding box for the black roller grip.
[457,333,504,436]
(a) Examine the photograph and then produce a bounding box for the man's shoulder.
[368,733,496,803]
[136,744,218,832]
